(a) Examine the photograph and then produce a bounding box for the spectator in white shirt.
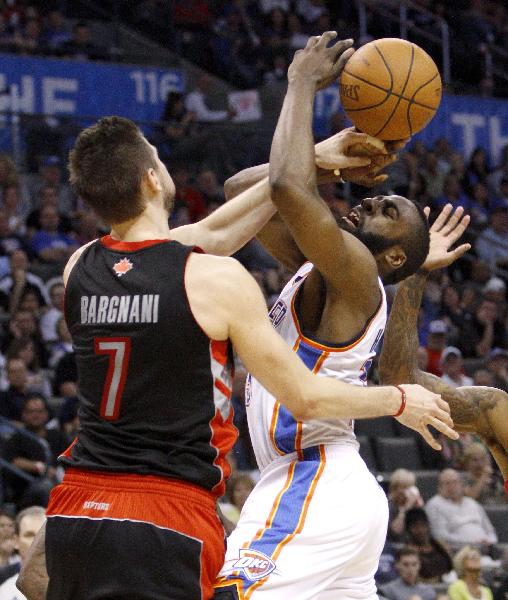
[440,347,474,388]
[39,280,64,344]
[0,506,45,600]
[184,75,235,123]
[425,469,497,554]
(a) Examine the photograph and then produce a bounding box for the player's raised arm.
[268,33,380,297]
[378,206,508,480]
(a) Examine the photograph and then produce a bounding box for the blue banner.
[314,86,508,164]
[0,53,184,122]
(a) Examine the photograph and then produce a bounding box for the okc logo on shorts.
[231,549,276,582]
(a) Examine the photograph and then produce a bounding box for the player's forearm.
[379,271,428,384]
[269,81,317,197]
[224,165,269,200]
[17,522,48,600]
[183,179,276,256]
[289,375,401,421]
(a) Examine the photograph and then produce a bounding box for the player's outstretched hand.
[288,32,355,91]
[395,384,459,451]
[421,204,471,272]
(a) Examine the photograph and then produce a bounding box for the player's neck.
[110,203,171,242]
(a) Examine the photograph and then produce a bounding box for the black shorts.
[45,468,225,600]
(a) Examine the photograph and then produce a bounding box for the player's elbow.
[269,176,297,202]
[279,387,318,422]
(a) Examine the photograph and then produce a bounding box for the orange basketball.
[339,38,442,140]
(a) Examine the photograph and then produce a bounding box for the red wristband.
[393,385,406,417]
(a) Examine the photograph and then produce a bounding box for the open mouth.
[343,207,361,229]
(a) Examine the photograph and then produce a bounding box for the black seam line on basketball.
[406,71,440,137]
[342,70,438,111]
[374,43,415,138]
[374,42,394,95]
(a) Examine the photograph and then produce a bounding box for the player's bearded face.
[159,165,175,213]
[339,209,395,257]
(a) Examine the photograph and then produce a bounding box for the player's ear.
[144,168,162,195]
[384,245,406,270]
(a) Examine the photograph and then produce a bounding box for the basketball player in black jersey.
[18,62,457,600]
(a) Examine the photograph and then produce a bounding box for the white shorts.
[215,444,388,600]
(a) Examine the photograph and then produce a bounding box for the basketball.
[339,38,442,140]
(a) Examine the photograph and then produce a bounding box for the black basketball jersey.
[60,236,237,496]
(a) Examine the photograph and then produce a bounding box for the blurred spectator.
[196,169,225,206]
[462,442,506,504]
[466,147,491,190]
[448,546,493,600]
[0,154,20,192]
[263,53,288,83]
[0,359,33,423]
[259,0,290,14]
[377,540,399,586]
[436,174,471,211]
[424,319,448,376]
[0,212,29,279]
[39,280,63,344]
[387,469,425,543]
[48,317,72,370]
[184,75,235,123]
[59,21,102,61]
[0,506,45,599]
[495,548,508,600]
[486,348,508,392]
[287,12,309,52]
[2,309,48,368]
[0,250,48,315]
[6,338,51,399]
[296,0,328,24]
[41,9,71,52]
[476,206,508,272]
[425,469,498,554]
[459,298,506,359]
[473,368,495,387]
[405,508,453,583]
[0,511,18,585]
[12,18,42,55]
[30,205,78,266]
[420,152,447,199]
[440,347,473,388]
[468,183,490,228]
[172,165,207,223]
[380,546,436,600]
[29,156,75,217]
[1,185,28,235]
[160,91,198,146]
[3,396,66,508]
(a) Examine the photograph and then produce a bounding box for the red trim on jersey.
[214,379,232,400]
[505,481,508,495]
[100,236,171,251]
[209,408,237,497]
[46,468,223,600]
[211,340,229,367]
[60,436,78,459]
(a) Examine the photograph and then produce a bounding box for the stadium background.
[0,0,507,596]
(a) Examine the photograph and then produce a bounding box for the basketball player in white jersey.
[214,33,464,600]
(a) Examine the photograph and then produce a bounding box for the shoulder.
[63,239,97,286]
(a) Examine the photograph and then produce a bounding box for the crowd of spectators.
[0,1,506,95]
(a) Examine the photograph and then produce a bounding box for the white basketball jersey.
[247,262,387,471]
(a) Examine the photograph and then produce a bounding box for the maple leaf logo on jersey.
[112,257,133,277]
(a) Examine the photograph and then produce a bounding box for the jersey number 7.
[94,337,132,420]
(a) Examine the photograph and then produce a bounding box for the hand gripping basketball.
[394,384,459,451]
